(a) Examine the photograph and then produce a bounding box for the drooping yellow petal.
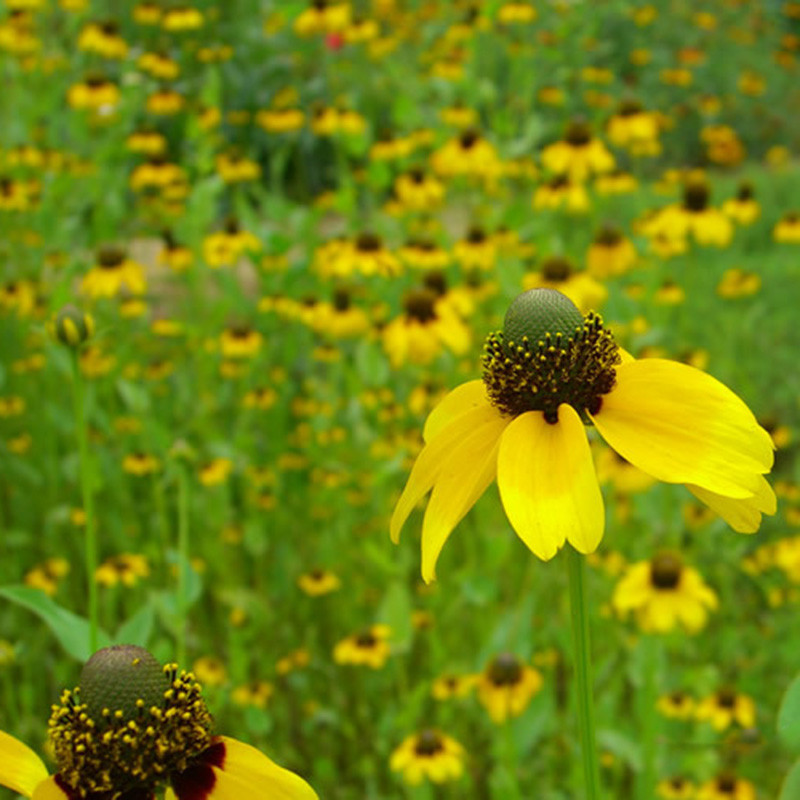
[497,405,604,560]
[216,737,319,800]
[390,399,503,543]
[420,413,510,582]
[0,731,49,798]
[423,380,488,442]
[688,476,776,534]
[592,359,773,498]
[30,776,70,800]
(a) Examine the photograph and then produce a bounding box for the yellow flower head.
[431,672,477,700]
[390,729,465,785]
[541,120,615,182]
[391,289,775,582]
[298,568,341,596]
[612,552,718,634]
[657,776,696,799]
[333,625,391,668]
[477,653,543,724]
[695,688,756,731]
[657,690,696,720]
[0,645,318,800]
[696,773,756,800]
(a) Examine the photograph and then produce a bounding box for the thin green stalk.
[566,546,602,800]
[640,636,662,800]
[176,465,190,666]
[70,351,98,653]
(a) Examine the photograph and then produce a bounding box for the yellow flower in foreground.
[391,289,775,582]
[476,653,543,724]
[0,645,317,800]
[695,688,756,731]
[612,553,718,633]
[390,730,465,785]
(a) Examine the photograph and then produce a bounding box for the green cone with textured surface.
[79,644,168,719]
[503,288,583,348]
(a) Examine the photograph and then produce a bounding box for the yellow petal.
[688,476,776,533]
[30,776,70,800]
[390,399,502,544]
[0,731,49,798]
[592,359,773,498]
[420,413,510,582]
[423,380,488,442]
[497,405,604,560]
[216,737,318,800]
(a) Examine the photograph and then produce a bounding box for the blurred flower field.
[2,0,800,798]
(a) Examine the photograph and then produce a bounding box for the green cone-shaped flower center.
[650,553,683,590]
[482,289,619,424]
[50,646,213,797]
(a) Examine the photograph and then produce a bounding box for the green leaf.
[115,602,155,647]
[778,674,800,751]
[779,760,800,800]
[0,585,110,661]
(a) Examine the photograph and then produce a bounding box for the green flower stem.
[70,351,98,653]
[566,546,602,800]
[176,464,190,666]
[640,635,662,800]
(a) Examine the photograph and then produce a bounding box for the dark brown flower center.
[423,271,447,296]
[717,688,737,709]
[466,226,486,244]
[488,653,522,686]
[541,257,572,282]
[565,120,592,146]
[414,729,444,756]
[403,289,438,323]
[594,224,622,246]
[98,247,125,268]
[459,129,479,149]
[683,181,709,212]
[649,553,683,589]
[355,232,382,252]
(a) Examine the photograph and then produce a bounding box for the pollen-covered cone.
[391,289,775,582]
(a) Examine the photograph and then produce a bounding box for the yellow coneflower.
[696,774,755,800]
[256,108,305,134]
[130,156,187,192]
[77,20,128,58]
[216,152,261,183]
[122,452,161,476]
[642,178,733,248]
[133,1,162,24]
[533,174,590,212]
[294,0,351,36]
[137,51,180,80]
[522,256,607,313]
[231,681,273,709]
[126,128,167,155]
[452,226,496,271]
[146,88,185,115]
[612,553,718,634]
[586,224,638,278]
[717,268,761,300]
[431,673,476,700]
[594,169,638,195]
[202,220,261,268]
[606,100,661,156]
[161,5,204,30]
[393,168,445,211]
[297,569,341,596]
[95,554,150,587]
[398,239,450,271]
[773,211,800,243]
[0,278,36,317]
[242,386,278,410]
[81,247,147,299]
[333,625,391,669]
[198,458,234,486]
[382,287,470,367]
[392,289,774,580]
[220,325,262,359]
[497,2,537,24]
[656,691,695,720]
[0,646,318,800]
[477,653,543,724]
[67,74,119,112]
[722,183,760,225]
[541,120,615,182]
[430,129,501,179]
[24,558,70,596]
[657,776,696,799]
[695,688,756,731]
[390,730,465,785]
